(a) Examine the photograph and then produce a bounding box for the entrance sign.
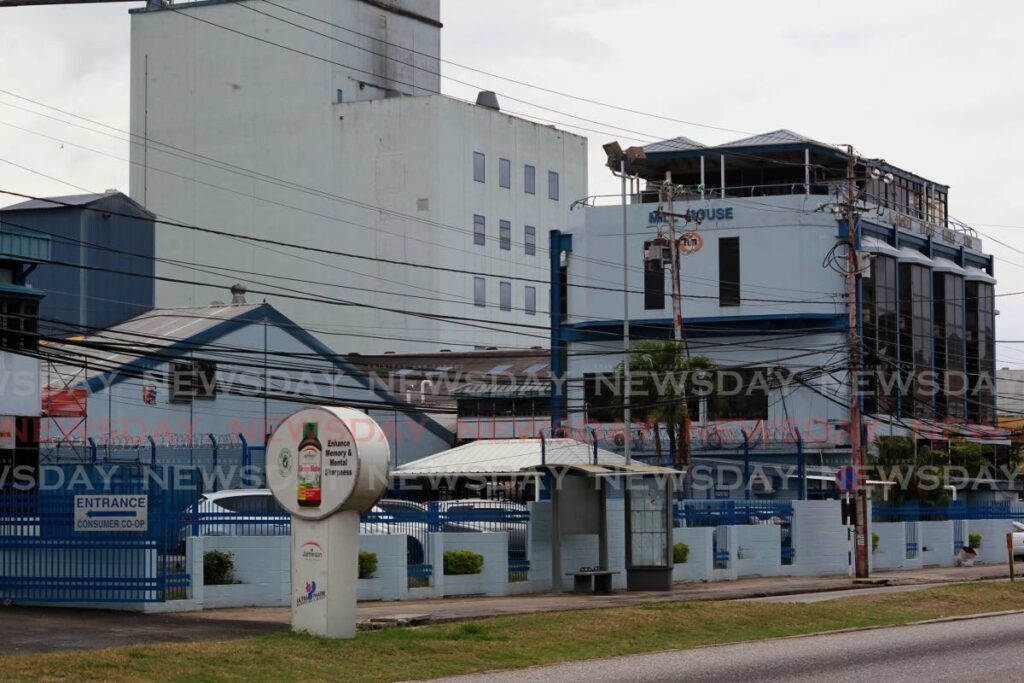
[74,495,148,532]
[266,406,390,639]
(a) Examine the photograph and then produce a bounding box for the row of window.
[473,152,559,200]
[643,237,742,310]
[861,254,995,423]
[170,360,218,404]
[473,278,537,315]
[473,215,537,254]
[584,368,769,422]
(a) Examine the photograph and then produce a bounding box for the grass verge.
[5,581,1024,682]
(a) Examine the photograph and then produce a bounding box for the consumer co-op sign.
[74,494,148,532]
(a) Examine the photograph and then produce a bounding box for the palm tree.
[615,339,715,470]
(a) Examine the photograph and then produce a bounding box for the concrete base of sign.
[291,510,360,639]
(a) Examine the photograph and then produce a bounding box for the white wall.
[358,534,408,602]
[437,532,509,597]
[188,535,290,609]
[968,519,1016,564]
[735,524,781,578]
[872,522,904,571]
[790,500,850,576]
[920,521,955,567]
[673,526,713,582]
[0,350,40,417]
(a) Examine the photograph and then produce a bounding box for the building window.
[719,237,740,306]
[548,171,559,200]
[643,241,665,310]
[500,281,512,311]
[193,360,218,400]
[473,152,485,183]
[524,165,536,195]
[335,89,344,103]
[473,277,486,307]
[862,255,898,415]
[525,226,536,256]
[473,214,485,246]
[0,296,39,352]
[707,368,769,420]
[170,359,217,403]
[499,158,511,189]
[499,220,511,251]
[525,286,537,315]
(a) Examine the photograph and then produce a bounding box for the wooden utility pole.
[844,145,870,579]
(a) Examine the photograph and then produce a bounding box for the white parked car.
[1011,521,1024,557]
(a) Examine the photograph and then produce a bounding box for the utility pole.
[665,172,683,344]
[621,156,632,465]
[844,144,869,579]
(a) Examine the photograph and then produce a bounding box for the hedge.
[444,550,484,575]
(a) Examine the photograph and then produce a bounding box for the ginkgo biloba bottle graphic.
[297,422,323,507]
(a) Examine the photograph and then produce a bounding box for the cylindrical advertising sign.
[265,406,391,639]
[266,406,391,519]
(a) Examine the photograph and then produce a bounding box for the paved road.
[428,612,1024,683]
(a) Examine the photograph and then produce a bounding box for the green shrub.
[968,533,982,549]
[358,551,378,579]
[204,550,235,585]
[872,532,880,553]
[673,542,690,564]
[444,550,484,575]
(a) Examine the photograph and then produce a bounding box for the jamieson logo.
[296,580,326,607]
[300,541,324,561]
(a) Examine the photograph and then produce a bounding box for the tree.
[615,339,715,470]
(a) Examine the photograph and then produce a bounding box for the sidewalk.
[180,564,1011,628]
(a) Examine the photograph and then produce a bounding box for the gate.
[905,523,919,560]
[0,464,201,604]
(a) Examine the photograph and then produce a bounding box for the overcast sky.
[1,0,1022,364]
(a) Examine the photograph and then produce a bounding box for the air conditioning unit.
[750,478,775,494]
[962,235,977,250]
[942,228,956,243]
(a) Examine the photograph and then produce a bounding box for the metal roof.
[41,304,263,389]
[395,438,635,475]
[643,136,707,154]
[2,192,120,212]
[719,128,831,149]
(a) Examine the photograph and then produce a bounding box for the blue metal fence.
[0,465,202,603]
[873,502,1024,523]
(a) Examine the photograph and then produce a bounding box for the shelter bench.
[566,568,619,594]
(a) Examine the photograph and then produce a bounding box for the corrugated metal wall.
[1,194,155,337]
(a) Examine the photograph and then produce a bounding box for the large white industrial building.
[127,0,586,354]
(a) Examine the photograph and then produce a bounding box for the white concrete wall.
[672,526,713,582]
[967,519,1016,564]
[920,521,955,567]
[358,534,408,602]
[790,500,850,576]
[437,532,508,597]
[872,522,908,571]
[188,535,290,609]
[735,524,781,578]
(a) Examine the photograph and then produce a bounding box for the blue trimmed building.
[38,291,453,467]
[555,130,1000,492]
